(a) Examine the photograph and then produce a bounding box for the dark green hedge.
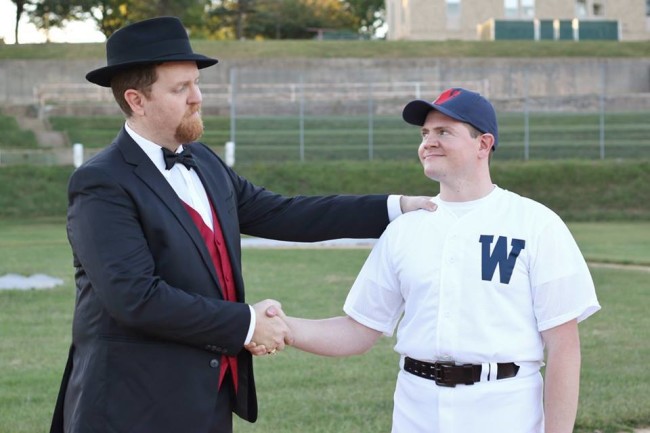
[1,159,647,221]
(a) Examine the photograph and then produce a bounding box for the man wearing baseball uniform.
[277,88,601,433]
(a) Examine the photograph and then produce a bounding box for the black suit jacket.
[50,128,390,433]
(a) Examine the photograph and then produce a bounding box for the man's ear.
[124,89,145,116]
[478,133,495,158]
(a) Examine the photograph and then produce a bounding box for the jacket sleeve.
[218,159,390,242]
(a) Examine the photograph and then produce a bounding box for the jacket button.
[209,359,220,368]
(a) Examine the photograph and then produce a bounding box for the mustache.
[187,105,201,116]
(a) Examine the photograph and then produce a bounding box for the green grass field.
[0,115,38,149]
[0,220,648,433]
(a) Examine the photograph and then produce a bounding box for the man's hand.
[244,341,269,356]
[400,196,437,213]
[246,299,293,356]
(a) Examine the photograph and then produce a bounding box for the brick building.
[385,0,650,41]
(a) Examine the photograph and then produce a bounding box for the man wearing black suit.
[49,16,433,433]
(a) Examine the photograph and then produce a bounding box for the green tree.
[84,0,129,37]
[10,0,28,44]
[21,0,210,39]
[209,0,257,40]
[240,0,358,40]
[27,0,82,42]
[344,0,385,38]
[80,0,211,38]
[9,0,83,43]
[10,0,386,43]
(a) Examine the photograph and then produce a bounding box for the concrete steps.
[4,105,69,148]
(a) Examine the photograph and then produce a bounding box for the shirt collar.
[124,122,185,173]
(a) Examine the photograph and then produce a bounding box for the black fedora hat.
[86,16,218,87]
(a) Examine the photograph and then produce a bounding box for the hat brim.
[402,99,470,127]
[86,54,218,87]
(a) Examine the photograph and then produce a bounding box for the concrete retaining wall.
[1,57,649,108]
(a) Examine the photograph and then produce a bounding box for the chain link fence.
[2,62,650,165]
[223,64,650,162]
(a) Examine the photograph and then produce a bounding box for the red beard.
[175,106,204,143]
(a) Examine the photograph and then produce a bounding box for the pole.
[524,69,530,161]
[368,83,374,161]
[299,75,305,162]
[599,62,606,159]
[73,143,84,168]
[229,68,236,147]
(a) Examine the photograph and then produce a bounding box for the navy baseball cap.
[402,88,499,149]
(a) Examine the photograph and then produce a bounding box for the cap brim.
[402,100,435,126]
[86,54,218,87]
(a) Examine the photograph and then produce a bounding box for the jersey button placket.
[441,229,463,356]
[437,233,456,353]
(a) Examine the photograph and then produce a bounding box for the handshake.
[246,299,293,356]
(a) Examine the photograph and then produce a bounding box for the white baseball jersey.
[343,186,600,433]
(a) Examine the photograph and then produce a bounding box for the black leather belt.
[403,357,520,387]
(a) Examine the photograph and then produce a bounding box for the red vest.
[182,201,239,393]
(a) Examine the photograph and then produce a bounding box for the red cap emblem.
[434,88,461,105]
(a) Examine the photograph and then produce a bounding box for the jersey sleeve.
[343,226,405,336]
[530,216,601,331]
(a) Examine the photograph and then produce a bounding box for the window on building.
[446,0,461,29]
[521,0,535,18]
[646,0,650,15]
[576,0,605,18]
[592,1,604,16]
[504,0,518,18]
[505,0,535,19]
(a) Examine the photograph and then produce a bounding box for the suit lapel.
[116,129,224,297]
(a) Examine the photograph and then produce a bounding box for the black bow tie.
[162,147,196,170]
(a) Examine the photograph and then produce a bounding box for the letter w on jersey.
[479,235,526,284]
